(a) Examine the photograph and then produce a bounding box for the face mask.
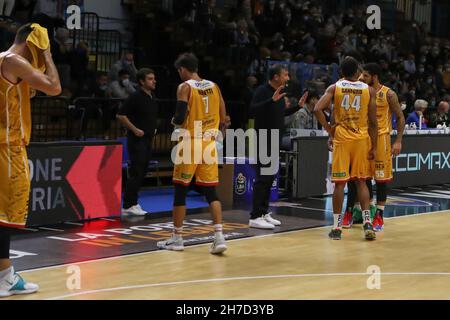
[122,79,130,86]
[100,85,108,91]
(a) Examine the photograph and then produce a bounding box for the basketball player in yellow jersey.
[314,57,378,240]
[359,63,405,231]
[157,53,228,254]
[0,23,61,297]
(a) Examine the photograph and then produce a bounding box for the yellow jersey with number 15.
[333,79,370,144]
[183,79,220,138]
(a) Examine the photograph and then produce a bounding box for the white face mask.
[122,79,130,86]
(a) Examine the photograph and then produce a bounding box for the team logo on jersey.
[235,173,247,195]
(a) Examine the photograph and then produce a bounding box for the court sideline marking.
[19,209,448,275]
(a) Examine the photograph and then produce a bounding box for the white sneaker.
[263,212,281,226]
[157,235,184,251]
[249,217,275,229]
[0,268,39,298]
[210,234,227,254]
[122,205,147,216]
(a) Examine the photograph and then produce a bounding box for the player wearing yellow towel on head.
[0,23,61,298]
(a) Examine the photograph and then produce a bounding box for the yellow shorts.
[331,137,373,183]
[0,145,30,228]
[172,139,219,186]
[372,134,393,182]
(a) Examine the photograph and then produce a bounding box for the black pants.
[123,134,153,209]
[250,163,278,219]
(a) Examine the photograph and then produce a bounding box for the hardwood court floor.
[8,210,450,300]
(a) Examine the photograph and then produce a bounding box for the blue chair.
[117,137,161,186]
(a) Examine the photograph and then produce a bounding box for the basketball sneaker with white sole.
[0,268,39,298]
[157,235,184,251]
[249,217,275,229]
[210,234,227,254]
[263,212,281,226]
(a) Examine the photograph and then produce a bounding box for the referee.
[249,64,306,229]
[117,68,158,215]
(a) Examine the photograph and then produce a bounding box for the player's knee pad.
[376,182,388,202]
[203,186,219,204]
[173,183,188,206]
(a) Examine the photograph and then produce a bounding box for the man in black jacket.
[249,64,304,229]
[117,68,158,215]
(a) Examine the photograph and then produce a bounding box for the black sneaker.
[363,223,376,240]
[328,228,342,240]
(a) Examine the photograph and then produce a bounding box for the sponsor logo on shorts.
[181,173,192,179]
[332,172,347,178]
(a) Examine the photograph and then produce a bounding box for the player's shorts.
[172,138,219,186]
[0,145,30,228]
[372,133,393,183]
[331,137,373,183]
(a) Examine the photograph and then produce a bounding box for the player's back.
[183,79,220,138]
[333,79,370,144]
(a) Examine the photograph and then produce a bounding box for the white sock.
[355,203,361,210]
[370,199,376,206]
[363,210,371,223]
[377,205,385,211]
[214,224,223,237]
[333,214,343,230]
[0,266,13,280]
[173,227,183,238]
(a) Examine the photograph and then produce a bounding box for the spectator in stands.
[291,90,319,129]
[406,99,428,129]
[12,0,35,22]
[52,27,71,90]
[403,54,416,74]
[110,69,136,99]
[94,72,115,139]
[241,75,258,123]
[70,41,89,97]
[109,51,138,83]
[0,0,15,16]
[442,63,450,90]
[117,68,159,215]
[428,101,449,128]
[248,46,271,83]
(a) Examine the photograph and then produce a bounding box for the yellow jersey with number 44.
[333,80,370,144]
[183,79,220,138]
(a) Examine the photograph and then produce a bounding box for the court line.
[46,271,450,300]
[19,209,450,274]
[38,227,65,232]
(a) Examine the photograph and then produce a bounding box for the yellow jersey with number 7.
[333,79,370,144]
[182,79,220,138]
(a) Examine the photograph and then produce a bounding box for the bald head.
[438,101,449,114]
